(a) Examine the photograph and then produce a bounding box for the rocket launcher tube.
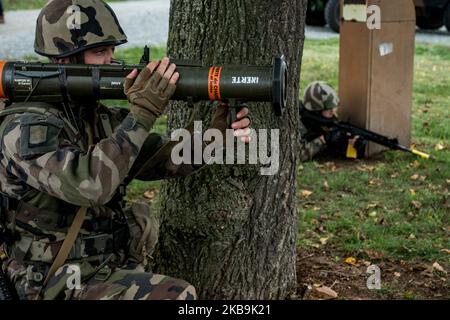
[0,56,287,116]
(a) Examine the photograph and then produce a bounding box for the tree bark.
[156,0,307,299]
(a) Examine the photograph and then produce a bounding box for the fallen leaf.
[420,269,434,278]
[365,249,384,260]
[411,200,422,209]
[432,262,447,274]
[368,211,377,218]
[434,143,445,151]
[409,189,416,196]
[367,203,378,209]
[324,162,337,171]
[440,249,450,254]
[357,165,376,172]
[143,187,158,200]
[314,286,338,299]
[409,160,420,168]
[319,237,329,245]
[323,180,330,190]
[344,257,357,266]
[408,234,416,240]
[410,174,420,181]
[369,179,382,186]
[300,190,313,198]
[363,260,371,267]
[394,272,401,277]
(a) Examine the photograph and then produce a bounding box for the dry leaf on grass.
[432,262,447,274]
[365,249,384,260]
[143,187,158,200]
[300,190,313,198]
[319,237,329,245]
[344,257,357,266]
[411,200,422,209]
[357,165,376,172]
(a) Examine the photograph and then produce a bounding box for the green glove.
[124,67,176,130]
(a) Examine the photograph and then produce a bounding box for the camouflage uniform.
[298,81,340,161]
[0,0,214,300]
[298,119,326,161]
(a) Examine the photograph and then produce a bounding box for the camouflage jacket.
[298,120,326,162]
[298,101,326,161]
[0,101,200,265]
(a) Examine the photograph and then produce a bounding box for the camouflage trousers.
[3,258,196,300]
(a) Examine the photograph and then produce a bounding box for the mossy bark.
[156,0,307,299]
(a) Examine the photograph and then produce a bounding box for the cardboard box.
[338,0,416,155]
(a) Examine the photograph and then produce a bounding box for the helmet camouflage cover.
[35,0,127,58]
[303,81,340,111]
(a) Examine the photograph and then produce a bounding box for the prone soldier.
[299,81,366,161]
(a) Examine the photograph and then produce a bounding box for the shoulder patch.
[19,113,65,159]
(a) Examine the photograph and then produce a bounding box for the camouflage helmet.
[303,81,340,111]
[34,0,127,58]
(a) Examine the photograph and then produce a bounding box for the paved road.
[0,0,449,59]
[0,0,170,59]
[305,25,450,45]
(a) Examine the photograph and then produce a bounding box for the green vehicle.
[306,0,450,33]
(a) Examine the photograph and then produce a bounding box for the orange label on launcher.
[208,66,222,100]
[0,61,6,99]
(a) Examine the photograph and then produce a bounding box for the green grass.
[298,39,450,264]
[3,0,123,10]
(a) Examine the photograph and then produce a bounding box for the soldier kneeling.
[0,0,251,300]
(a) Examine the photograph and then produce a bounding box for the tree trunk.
[156,0,307,299]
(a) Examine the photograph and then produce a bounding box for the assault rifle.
[301,110,432,160]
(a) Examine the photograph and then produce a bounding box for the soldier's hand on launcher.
[231,106,251,143]
[209,103,252,144]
